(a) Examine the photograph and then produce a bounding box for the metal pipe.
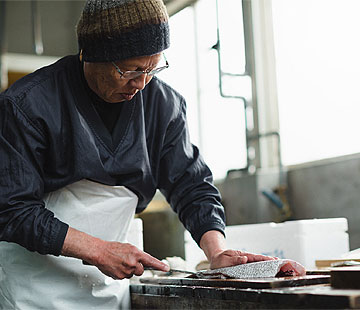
[247,131,283,184]
[248,131,291,221]
[214,0,291,221]
[0,1,6,91]
[214,0,284,176]
[214,0,252,173]
[214,0,248,102]
[193,3,204,151]
[31,0,43,55]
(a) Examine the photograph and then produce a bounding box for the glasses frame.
[112,54,169,80]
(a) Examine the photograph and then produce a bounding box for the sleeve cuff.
[49,222,69,256]
[191,221,226,246]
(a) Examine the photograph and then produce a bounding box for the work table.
[130,272,360,309]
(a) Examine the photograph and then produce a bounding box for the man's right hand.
[92,241,169,279]
[61,227,169,279]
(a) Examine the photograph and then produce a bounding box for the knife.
[144,267,196,275]
[82,261,196,275]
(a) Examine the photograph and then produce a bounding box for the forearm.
[199,230,226,261]
[61,227,104,264]
[200,230,276,270]
[0,199,69,255]
[61,226,169,279]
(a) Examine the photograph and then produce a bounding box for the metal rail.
[31,0,43,55]
[214,0,290,220]
[0,1,6,91]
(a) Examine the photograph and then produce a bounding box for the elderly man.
[0,0,273,308]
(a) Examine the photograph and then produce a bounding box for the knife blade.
[144,267,196,275]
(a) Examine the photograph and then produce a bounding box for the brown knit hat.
[76,0,170,62]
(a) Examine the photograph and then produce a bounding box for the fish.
[275,259,306,277]
[194,259,306,279]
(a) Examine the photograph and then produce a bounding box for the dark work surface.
[139,275,330,289]
[131,275,360,309]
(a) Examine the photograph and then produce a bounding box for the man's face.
[83,53,162,103]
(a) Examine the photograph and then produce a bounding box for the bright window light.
[272,0,360,165]
[160,0,248,181]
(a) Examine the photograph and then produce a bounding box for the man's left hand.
[209,249,275,269]
[199,230,276,270]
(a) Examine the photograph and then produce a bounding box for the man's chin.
[120,93,135,101]
[102,96,126,104]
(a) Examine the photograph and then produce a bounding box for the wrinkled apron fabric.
[0,179,138,310]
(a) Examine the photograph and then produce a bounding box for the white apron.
[0,179,138,310]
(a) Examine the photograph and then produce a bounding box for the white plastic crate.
[185,218,349,270]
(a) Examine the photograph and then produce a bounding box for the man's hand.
[61,227,169,279]
[93,241,169,279]
[199,230,275,269]
[209,249,275,269]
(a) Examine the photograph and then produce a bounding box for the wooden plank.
[140,275,330,289]
[131,284,360,309]
[331,267,360,289]
[316,259,360,269]
[131,293,287,309]
[306,270,331,275]
[253,285,360,309]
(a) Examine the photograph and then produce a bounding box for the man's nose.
[130,73,149,90]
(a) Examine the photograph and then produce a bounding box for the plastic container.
[184,217,349,270]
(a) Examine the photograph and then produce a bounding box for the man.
[0,0,273,308]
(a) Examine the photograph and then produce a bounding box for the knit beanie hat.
[76,0,170,62]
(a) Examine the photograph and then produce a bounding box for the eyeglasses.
[112,54,169,80]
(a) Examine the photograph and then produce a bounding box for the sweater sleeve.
[158,97,226,246]
[0,95,68,255]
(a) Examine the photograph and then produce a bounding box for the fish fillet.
[195,259,306,279]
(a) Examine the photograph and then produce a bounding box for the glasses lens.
[148,66,168,76]
[121,71,144,79]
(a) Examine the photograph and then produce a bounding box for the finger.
[240,251,273,259]
[108,269,129,280]
[120,267,135,279]
[229,255,248,266]
[245,253,274,263]
[218,252,248,265]
[256,254,275,261]
[225,250,246,257]
[134,263,145,276]
[210,252,248,269]
[226,250,275,263]
[140,252,170,272]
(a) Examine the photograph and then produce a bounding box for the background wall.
[287,154,360,250]
[4,0,196,57]
[5,1,84,57]
[218,154,360,250]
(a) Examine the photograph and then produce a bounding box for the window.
[272,0,360,165]
[159,0,248,180]
[162,0,360,176]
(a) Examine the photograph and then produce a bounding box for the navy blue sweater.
[0,55,225,256]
